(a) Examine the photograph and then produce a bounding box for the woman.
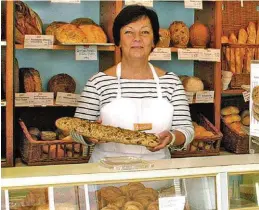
[74,5,194,163]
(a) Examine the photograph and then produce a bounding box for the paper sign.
[196,91,214,103]
[75,46,97,60]
[51,0,80,3]
[185,92,194,104]
[178,48,199,60]
[125,0,153,7]
[159,196,186,210]
[56,92,80,106]
[184,0,203,9]
[33,92,54,106]
[149,48,171,61]
[1,100,6,106]
[198,49,221,62]
[15,93,34,107]
[24,35,54,49]
[242,91,250,102]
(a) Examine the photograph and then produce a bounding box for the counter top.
[2,154,259,188]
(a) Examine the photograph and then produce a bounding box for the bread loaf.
[236,29,248,73]
[242,115,250,126]
[156,28,170,48]
[255,22,259,60]
[223,114,241,124]
[45,21,68,44]
[189,22,210,48]
[229,122,246,135]
[79,24,107,43]
[71,18,97,26]
[182,76,204,92]
[229,33,237,73]
[245,22,257,73]
[20,68,42,92]
[169,21,189,48]
[55,117,159,147]
[221,106,240,116]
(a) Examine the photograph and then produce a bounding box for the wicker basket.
[170,114,222,158]
[19,119,93,166]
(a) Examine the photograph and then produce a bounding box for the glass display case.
[1,154,259,210]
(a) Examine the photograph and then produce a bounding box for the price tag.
[178,48,199,60]
[1,100,6,106]
[149,48,171,61]
[56,92,80,106]
[75,46,97,61]
[15,93,34,107]
[51,0,80,3]
[242,91,250,102]
[198,49,221,62]
[159,196,186,210]
[195,91,214,103]
[185,92,194,104]
[125,0,153,7]
[33,92,54,106]
[24,35,54,49]
[184,0,203,9]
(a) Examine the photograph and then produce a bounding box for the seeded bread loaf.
[55,117,159,147]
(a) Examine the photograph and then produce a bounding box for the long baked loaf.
[55,117,159,147]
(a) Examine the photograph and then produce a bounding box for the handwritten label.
[185,92,194,104]
[15,93,34,107]
[178,48,199,60]
[196,91,214,103]
[33,92,54,106]
[75,46,97,60]
[1,100,6,106]
[198,49,221,62]
[125,0,153,7]
[159,196,186,210]
[242,91,250,102]
[24,35,54,49]
[56,92,80,106]
[184,0,203,9]
[51,0,80,3]
[149,48,171,60]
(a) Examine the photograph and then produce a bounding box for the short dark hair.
[112,5,160,46]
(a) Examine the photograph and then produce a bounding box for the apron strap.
[116,62,163,99]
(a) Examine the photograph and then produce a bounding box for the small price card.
[198,49,221,62]
[184,0,203,9]
[149,48,171,61]
[185,92,194,104]
[75,46,97,60]
[159,196,186,210]
[56,92,80,106]
[24,35,54,49]
[196,91,214,103]
[125,0,153,7]
[51,0,80,3]
[242,91,250,102]
[178,48,199,60]
[33,92,54,106]
[15,93,34,107]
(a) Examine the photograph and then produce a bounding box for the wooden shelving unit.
[222,89,245,95]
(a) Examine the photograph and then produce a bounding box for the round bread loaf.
[79,24,107,43]
[182,76,204,92]
[71,18,97,26]
[48,74,76,96]
[45,21,68,44]
[156,28,170,48]
[169,21,189,48]
[189,22,210,48]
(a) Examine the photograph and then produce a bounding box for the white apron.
[89,62,174,163]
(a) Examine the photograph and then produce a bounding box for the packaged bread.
[55,117,159,147]
[182,76,204,92]
[229,33,237,73]
[45,21,68,44]
[236,28,248,74]
[156,28,170,48]
[223,114,241,124]
[221,106,240,116]
[79,24,107,43]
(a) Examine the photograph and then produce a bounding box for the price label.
[33,92,54,106]
[184,0,203,9]
[125,0,153,7]
[51,0,80,3]
[178,48,199,60]
[149,48,171,60]
[242,91,250,102]
[75,46,97,60]
[56,92,80,106]
[196,91,214,103]
[185,92,194,104]
[15,93,34,107]
[1,100,6,106]
[159,196,186,210]
[198,49,221,62]
[24,35,54,49]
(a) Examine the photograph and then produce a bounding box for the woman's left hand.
[147,130,172,152]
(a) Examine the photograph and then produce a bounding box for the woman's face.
[119,16,154,59]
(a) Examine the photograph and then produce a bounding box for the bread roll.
[124,201,144,210]
[110,196,127,208]
[242,115,250,126]
[221,106,240,116]
[223,114,241,124]
[79,24,107,43]
[229,122,246,135]
[182,76,204,92]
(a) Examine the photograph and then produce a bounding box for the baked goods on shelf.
[169,21,189,48]
[45,21,68,44]
[182,76,204,93]
[55,117,159,147]
[79,24,107,43]
[20,68,43,92]
[221,106,240,116]
[156,28,170,48]
[71,17,97,26]
[189,22,210,48]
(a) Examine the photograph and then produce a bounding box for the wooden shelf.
[1,41,7,46]
[15,100,77,108]
[222,89,244,95]
[15,44,116,51]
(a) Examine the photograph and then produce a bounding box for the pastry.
[55,117,159,147]
[221,36,228,44]
[100,186,123,202]
[189,22,210,48]
[147,201,159,210]
[169,21,189,48]
[132,188,158,199]
[79,24,107,43]
[223,114,241,124]
[110,196,128,208]
[133,197,150,208]
[124,201,144,210]
[221,106,240,116]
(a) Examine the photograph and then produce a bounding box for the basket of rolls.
[221,104,250,154]
[171,114,223,158]
[19,119,93,166]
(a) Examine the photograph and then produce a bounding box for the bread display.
[20,68,42,92]
[55,117,159,147]
[47,73,76,96]
[182,76,204,92]
[156,28,170,48]
[169,21,189,48]
[189,22,210,48]
[79,24,107,43]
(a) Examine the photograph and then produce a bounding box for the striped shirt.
[75,71,194,148]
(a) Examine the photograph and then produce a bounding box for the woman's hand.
[147,130,172,152]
